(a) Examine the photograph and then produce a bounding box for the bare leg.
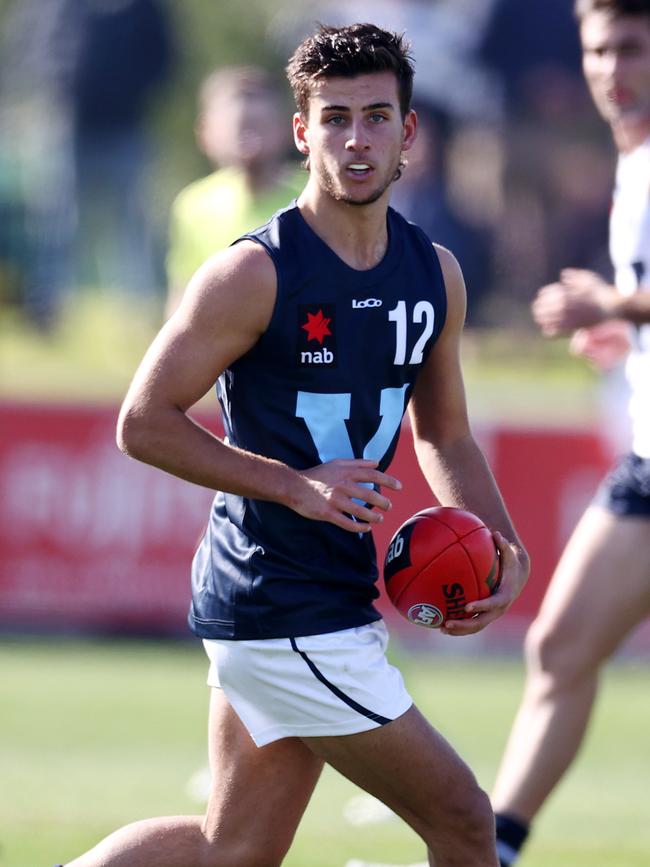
[64,689,323,867]
[492,508,650,822]
[305,704,497,867]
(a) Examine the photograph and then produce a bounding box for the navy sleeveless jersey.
[189,203,447,640]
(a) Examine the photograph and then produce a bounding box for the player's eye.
[326,115,346,125]
[369,113,387,123]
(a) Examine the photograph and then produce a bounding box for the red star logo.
[301,309,332,344]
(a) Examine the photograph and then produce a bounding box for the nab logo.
[298,304,336,367]
[301,347,334,364]
[352,298,382,309]
[385,533,404,565]
[407,603,444,629]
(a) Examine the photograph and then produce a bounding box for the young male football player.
[492,2,650,864]
[59,23,529,867]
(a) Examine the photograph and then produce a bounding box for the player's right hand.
[290,458,402,533]
[531,269,619,335]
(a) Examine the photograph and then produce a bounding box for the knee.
[457,784,495,841]
[524,617,591,693]
[200,830,287,867]
[437,778,495,846]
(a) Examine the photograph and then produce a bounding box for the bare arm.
[532,268,650,336]
[408,246,529,634]
[117,241,400,533]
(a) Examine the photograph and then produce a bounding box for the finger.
[336,516,373,533]
[535,281,563,298]
[334,458,379,469]
[533,292,569,315]
[539,282,567,299]
[346,500,385,524]
[355,486,393,512]
[532,310,559,331]
[569,328,589,354]
[465,596,505,617]
[351,468,402,490]
[337,481,388,508]
[328,509,374,533]
[333,487,386,522]
[532,300,565,323]
[537,321,565,335]
[492,531,512,557]
[440,611,497,636]
[560,267,590,281]
[376,472,402,491]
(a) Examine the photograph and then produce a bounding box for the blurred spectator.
[479,0,584,118]
[166,65,303,315]
[0,0,174,331]
[391,102,496,325]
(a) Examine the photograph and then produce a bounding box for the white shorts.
[203,620,413,747]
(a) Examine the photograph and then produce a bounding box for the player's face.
[581,12,650,130]
[293,72,416,206]
[200,89,287,169]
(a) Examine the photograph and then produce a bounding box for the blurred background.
[1,2,648,866]
[0,0,634,640]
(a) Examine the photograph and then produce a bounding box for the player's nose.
[345,120,371,150]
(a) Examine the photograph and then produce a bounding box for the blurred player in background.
[492,2,650,864]
[58,22,529,867]
[165,65,303,315]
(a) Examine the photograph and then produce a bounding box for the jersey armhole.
[233,235,284,341]
[428,243,449,342]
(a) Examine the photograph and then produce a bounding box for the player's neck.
[612,117,650,154]
[297,182,390,271]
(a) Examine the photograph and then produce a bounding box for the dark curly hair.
[575,0,650,20]
[286,23,415,118]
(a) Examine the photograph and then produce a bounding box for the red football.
[383,507,500,628]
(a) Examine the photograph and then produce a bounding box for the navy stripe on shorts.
[289,636,391,725]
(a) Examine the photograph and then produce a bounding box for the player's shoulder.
[432,244,465,292]
[431,242,461,274]
[174,240,277,338]
[193,239,276,294]
[431,243,466,330]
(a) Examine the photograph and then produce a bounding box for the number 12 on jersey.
[388,300,435,365]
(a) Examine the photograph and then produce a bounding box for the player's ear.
[401,109,417,153]
[293,112,310,155]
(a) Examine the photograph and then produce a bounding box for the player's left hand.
[440,532,529,636]
[532,269,620,336]
[569,320,631,370]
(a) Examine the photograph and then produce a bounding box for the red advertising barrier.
[0,402,619,644]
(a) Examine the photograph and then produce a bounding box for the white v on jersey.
[610,138,650,458]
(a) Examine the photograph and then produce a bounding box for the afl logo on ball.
[407,603,444,628]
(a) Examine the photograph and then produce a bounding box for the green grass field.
[1,637,648,867]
